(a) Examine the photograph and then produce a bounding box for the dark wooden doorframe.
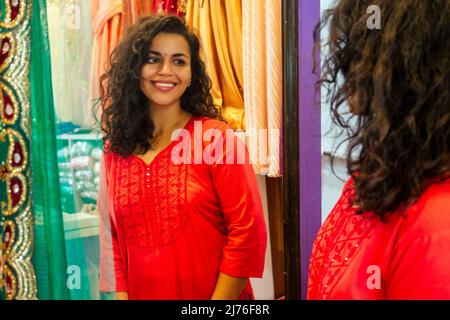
[282,0,300,300]
[282,0,322,300]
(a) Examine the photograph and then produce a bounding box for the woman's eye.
[174,59,186,66]
[147,57,159,64]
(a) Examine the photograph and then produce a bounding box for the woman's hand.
[210,273,249,300]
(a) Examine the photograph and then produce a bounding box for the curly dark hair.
[97,15,224,157]
[315,0,450,219]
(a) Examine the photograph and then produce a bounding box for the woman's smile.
[151,81,178,92]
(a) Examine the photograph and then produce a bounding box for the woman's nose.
[158,60,173,75]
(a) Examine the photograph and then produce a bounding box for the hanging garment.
[0,0,38,300]
[87,0,123,128]
[185,0,244,130]
[30,0,73,300]
[98,117,267,299]
[47,0,94,126]
[151,0,187,17]
[242,0,282,177]
[308,177,450,299]
[122,0,154,32]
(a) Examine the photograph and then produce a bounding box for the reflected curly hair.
[97,15,223,157]
[315,0,450,219]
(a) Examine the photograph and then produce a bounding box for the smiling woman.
[140,33,192,109]
[98,16,223,158]
[96,15,267,300]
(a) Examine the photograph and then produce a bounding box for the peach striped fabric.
[242,0,282,177]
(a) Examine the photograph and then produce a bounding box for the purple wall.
[298,0,321,299]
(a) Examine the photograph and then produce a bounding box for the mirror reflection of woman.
[96,16,267,300]
[308,0,450,299]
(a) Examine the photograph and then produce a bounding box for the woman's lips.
[151,81,177,92]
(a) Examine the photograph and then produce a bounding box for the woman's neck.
[149,102,191,137]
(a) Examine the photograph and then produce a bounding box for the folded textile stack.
[57,140,103,214]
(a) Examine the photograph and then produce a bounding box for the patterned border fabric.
[0,0,37,300]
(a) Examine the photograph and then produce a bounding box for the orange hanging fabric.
[185,0,244,130]
[122,0,154,32]
[86,0,123,128]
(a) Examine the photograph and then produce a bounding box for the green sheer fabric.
[30,0,104,300]
[29,0,70,300]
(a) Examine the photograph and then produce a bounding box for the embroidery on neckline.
[114,150,189,248]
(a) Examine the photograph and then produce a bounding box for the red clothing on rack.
[99,117,267,299]
[152,0,186,17]
[308,177,450,299]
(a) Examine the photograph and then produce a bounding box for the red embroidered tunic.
[98,117,267,299]
[308,177,450,299]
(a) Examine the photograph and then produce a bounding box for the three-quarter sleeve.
[208,121,267,278]
[98,153,128,292]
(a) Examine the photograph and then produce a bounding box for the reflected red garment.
[308,177,450,299]
[99,117,267,299]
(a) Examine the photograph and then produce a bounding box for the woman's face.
[140,32,192,109]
